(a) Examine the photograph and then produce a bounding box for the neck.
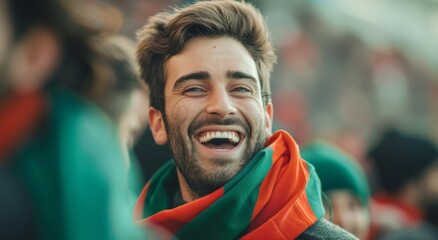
[176,170,198,202]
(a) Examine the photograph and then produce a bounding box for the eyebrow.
[173,71,210,90]
[226,70,257,83]
[172,70,258,91]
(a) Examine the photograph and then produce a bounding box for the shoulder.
[296,218,358,240]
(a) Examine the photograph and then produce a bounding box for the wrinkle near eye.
[173,83,202,95]
[182,87,208,97]
[172,86,185,94]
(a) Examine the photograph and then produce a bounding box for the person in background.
[367,128,438,239]
[94,34,152,197]
[94,35,149,163]
[133,0,357,239]
[0,0,157,239]
[301,141,371,240]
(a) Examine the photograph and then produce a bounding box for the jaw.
[175,137,247,201]
[175,170,198,202]
[173,128,269,201]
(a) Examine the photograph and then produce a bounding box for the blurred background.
[3,0,438,239]
[82,0,438,172]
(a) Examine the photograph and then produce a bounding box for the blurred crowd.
[1,0,438,239]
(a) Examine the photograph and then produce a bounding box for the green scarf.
[134,130,325,239]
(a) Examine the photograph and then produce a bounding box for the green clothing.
[301,141,370,206]
[7,88,149,239]
[134,131,357,239]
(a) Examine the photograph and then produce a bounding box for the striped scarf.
[134,130,324,239]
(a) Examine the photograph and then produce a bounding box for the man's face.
[324,190,369,240]
[150,37,273,198]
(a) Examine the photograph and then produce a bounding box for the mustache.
[188,116,250,136]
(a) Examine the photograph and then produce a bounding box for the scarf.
[134,130,324,239]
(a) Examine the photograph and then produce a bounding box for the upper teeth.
[199,131,240,144]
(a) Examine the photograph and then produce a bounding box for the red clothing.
[368,193,423,239]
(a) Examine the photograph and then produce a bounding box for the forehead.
[164,37,258,86]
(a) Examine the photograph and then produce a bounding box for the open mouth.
[197,131,241,149]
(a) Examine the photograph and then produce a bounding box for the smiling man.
[134,1,357,239]
[159,36,270,200]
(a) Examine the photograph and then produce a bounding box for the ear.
[264,102,274,138]
[9,28,60,93]
[148,106,168,145]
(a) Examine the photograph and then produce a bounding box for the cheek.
[239,101,265,124]
[355,209,370,237]
[358,209,370,228]
[166,102,194,130]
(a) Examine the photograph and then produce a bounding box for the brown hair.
[92,35,145,121]
[136,0,276,113]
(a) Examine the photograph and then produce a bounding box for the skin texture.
[149,37,273,201]
[324,190,370,240]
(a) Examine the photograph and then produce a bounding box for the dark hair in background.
[94,35,144,121]
[368,129,438,194]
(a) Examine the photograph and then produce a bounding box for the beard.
[163,113,267,199]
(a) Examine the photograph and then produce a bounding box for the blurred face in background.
[119,88,150,148]
[419,161,438,201]
[0,1,60,98]
[419,161,438,226]
[324,190,370,240]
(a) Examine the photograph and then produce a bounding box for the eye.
[348,198,361,211]
[231,85,253,97]
[232,86,252,93]
[185,87,204,92]
[183,87,207,96]
[233,87,251,92]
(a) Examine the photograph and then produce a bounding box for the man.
[0,0,157,239]
[134,1,357,239]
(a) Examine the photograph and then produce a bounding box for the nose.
[205,88,237,117]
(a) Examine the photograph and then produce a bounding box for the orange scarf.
[134,130,324,239]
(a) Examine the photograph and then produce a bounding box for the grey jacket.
[297,218,359,240]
